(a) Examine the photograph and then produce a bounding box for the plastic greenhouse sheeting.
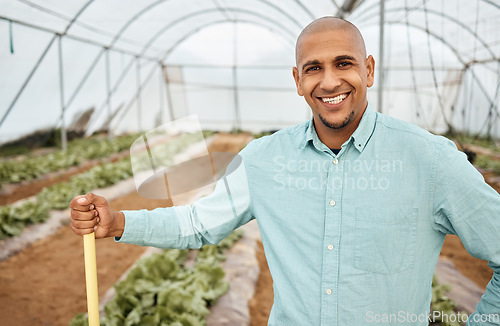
[0,0,499,144]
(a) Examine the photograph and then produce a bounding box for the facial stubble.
[318,110,355,130]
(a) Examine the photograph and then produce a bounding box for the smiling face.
[293,19,375,147]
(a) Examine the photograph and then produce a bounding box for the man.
[70,17,500,325]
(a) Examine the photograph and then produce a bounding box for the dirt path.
[0,133,251,326]
[249,241,274,326]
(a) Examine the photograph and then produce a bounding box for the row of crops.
[70,230,243,326]
[0,132,210,239]
[1,129,244,325]
[0,134,138,184]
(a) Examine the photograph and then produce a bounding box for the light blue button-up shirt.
[119,106,500,325]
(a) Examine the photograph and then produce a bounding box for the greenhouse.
[1,0,499,144]
[0,0,499,325]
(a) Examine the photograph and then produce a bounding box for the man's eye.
[338,62,352,68]
[306,66,320,72]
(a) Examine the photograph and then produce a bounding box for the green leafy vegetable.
[69,230,243,326]
[0,133,202,238]
[430,274,468,326]
[0,134,138,185]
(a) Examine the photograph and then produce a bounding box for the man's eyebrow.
[335,55,357,62]
[301,60,320,71]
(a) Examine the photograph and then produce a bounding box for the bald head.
[295,17,367,66]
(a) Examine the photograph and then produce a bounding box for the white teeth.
[322,93,348,104]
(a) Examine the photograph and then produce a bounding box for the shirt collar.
[299,104,377,153]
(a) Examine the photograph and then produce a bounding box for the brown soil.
[0,196,166,326]
[249,241,274,326]
[0,133,251,326]
[440,235,493,289]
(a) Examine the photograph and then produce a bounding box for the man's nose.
[319,68,341,91]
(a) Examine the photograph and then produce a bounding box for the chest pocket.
[354,207,418,274]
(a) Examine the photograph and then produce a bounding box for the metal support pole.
[232,22,241,132]
[163,66,176,121]
[112,63,158,130]
[158,64,165,127]
[58,35,67,151]
[105,49,113,139]
[87,55,135,132]
[136,57,142,131]
[9,20,14,54]
[377,0,385,114]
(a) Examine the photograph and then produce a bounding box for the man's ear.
[292,66,303,96]
[365,55,375,88]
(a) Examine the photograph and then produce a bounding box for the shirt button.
[329,200,336,206]
[328,244,334,251]
[326,288,332,295]
[333,158,339,165]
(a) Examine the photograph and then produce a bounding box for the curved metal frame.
[103,0,308,52]
[158,19,294,63]
[351,0,499,22]
[364,20,498,108]
[138,8,297,61]
[62,0,95,35]
[354,6,497,62]
[106,18,299,132]
[353,0,499,136]
[2,0,499,138]
[364,19,499,136]
[0,1,303,132]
